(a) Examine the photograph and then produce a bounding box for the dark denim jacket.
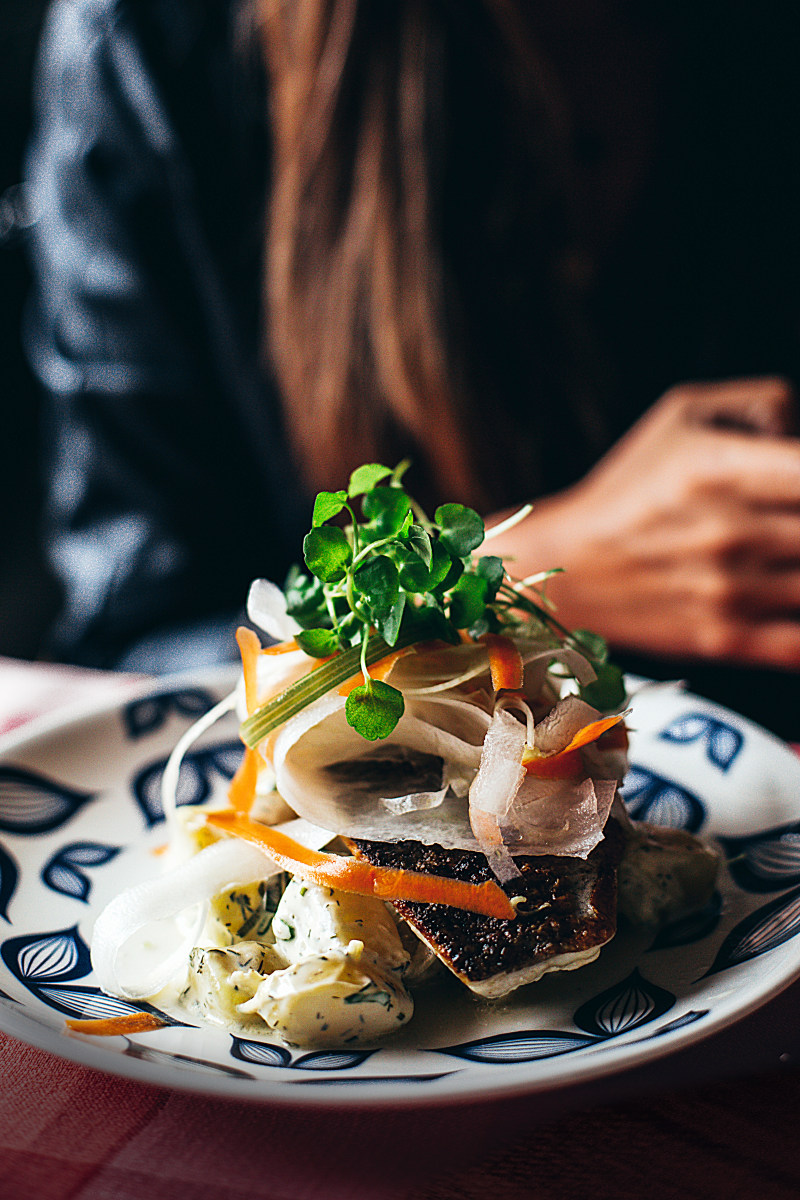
[25,0,309,671]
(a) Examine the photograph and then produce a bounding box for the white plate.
[1,670,800,1109]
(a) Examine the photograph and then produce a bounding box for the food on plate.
[81,462,718,1047]
[345,826,626,999]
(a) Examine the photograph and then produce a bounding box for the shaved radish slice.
[390,642,492,695]
[247,578,301,642]
[533,696,605,755]
[466,696,625,874]
[504,776,618,858]
[271,691,490,848]
[495,692,535,744]
[471,807,523,883]
[469,708,526,819]
[468,709,526,878]
[381,787,449,815]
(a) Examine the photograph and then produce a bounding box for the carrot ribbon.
[522,712,628,779]
[205,811,517,921]
[480,634,524,693]
[65,1013,167,1037]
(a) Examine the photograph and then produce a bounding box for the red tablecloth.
[2,658,800,1200]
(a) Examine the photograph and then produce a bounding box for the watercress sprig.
[281,461,495,738]
[248,462,624,743]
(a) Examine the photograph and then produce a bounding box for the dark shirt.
[26,0,309,671]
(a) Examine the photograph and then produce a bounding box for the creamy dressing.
[183,879,414,1047]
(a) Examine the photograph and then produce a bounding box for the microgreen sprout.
[242,464,624,746]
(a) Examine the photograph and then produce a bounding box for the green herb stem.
[350,535,397,569]
[344,502,360,558]
[324,588,341,633]
[497,582,571,638]
[240,629,419,749]
[410,498,433,530]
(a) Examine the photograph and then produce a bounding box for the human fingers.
[683,509,800,569]
[688,427,800,508]
[706,566,800,618]
[668,376,798,436]
[697,617,800,670]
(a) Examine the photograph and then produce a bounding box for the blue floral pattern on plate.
[133,740,242,827]
[0,767,95,835]
[41,841,121,903]
[658,711,744,772]
[719,822,800,893]
[123,689,217,739]
[621,765,705,831]
[704,885,800,977]
[1,669,800,1107]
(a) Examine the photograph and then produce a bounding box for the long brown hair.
[258,0,594,510]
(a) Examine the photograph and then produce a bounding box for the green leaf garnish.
[353,554,400,609]
[448,573,489,629]
[477,555,505,598]
[395,544,432,592]
[362,486,412,535]
[284,566,326,626]
[348,463,393,497]
[294,628,341,658]
[396,539,453,593]
[405,523,433,568]
[374,593,406,645]
[354,556,404,645]
[579,662,626,711]
[571,628,609,664]
[435,503,485,557]
[435,553,464,594]
[312,490,348,527]
[303,526,353,582]
[345,678,405,740]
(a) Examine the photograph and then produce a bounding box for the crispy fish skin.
[347,818,625,998]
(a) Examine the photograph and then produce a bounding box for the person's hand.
[488,377,800,669]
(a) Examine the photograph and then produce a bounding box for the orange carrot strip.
[337,647,412,698]
[480,634,524,692]
[65,1013,167,1036]
[523,712,628,779]
[205,812,517,921]
[260,639,299,655]
[561,712,628,752]
[523,748,584,780]
[236,626,262,715]
[227,746,261,812]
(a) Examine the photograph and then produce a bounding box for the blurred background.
[1,4,797,745]
[0,1,58,659]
